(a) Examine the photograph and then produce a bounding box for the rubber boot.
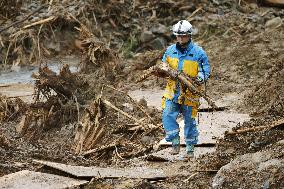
[171,136,180,155]
[186,144,194,158]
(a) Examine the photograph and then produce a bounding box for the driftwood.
[82,142,120,156]
[0,4,47,33]
[23,16,56,29]
[227,118,284,135]
[137,65,218,109]
[32,65,83,100]
[73,97,160,155]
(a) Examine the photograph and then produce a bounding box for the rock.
[212,143,284,189]
[149,37,167,50]
[150,23,168,34]
[140,30,155,43]
[141,136,155,145]
[138,98,147,107]
[0,134,10,148]
[122,103,134,112]
[265,17,282,30]
[45,41,61,53]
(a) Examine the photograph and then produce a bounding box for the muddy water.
[0,57,79,85]
[128,88,164,110]
[0,57,79,101]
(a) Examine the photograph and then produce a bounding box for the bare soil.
[0,0,283,188]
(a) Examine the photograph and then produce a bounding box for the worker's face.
[176,34,190,45]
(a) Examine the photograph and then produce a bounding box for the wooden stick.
[183,172,199,182]
[103,99,143,124]
[4,43,11,65]
[23,16,56,29]
[227,118,284,135]
[194,169,218,173]
[48,0,54,11]
[82,142,119,156]
[104,85,155,123]
[187,7,203,20]
[0,85,11,88]
[0,4,48,33]
[37,24,43,62]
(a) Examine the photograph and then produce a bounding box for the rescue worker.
[160,20,210,157]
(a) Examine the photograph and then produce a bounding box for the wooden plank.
[34,160,167,180]
[198,106,227,112]
[0,170,88,189]
[147,146,215,162]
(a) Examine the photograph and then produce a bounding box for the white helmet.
[172,20,193,35]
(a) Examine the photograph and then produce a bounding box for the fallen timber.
[227,118,284,135]
[136,64,218,109]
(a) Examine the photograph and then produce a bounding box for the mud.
[0,0,284,188]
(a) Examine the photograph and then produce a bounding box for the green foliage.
[121,30,139,58]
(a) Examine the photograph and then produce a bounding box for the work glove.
[195,76,204,86]
[160,62,169,72]
[154,62,170,78]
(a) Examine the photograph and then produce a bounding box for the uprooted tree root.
[17,65,88,141]
[79,37,120,79]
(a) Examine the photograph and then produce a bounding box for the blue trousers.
[162,99,198,145]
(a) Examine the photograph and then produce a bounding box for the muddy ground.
[0,0,284,188]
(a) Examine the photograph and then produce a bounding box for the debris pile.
[2,0,281,66]
[0,0,284,188]
[246,61,284,117]
[212,140,284,189]
[72,88,162,160]
[0,0,22,18]
[0,95,26,122]
[195,117,284,188]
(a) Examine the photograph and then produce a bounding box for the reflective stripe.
[166,128,179,135]
[185,137,197,142]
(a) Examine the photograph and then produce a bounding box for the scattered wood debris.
[0,95,27,122]
[227,118,284,135]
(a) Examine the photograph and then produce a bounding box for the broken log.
[227,118,284,135]
[82,142,120,156]
[73,97,105,154]
[136,65,218,109]
[32,65,84,100]
[258,0,284,8]
[0,170,88,189]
